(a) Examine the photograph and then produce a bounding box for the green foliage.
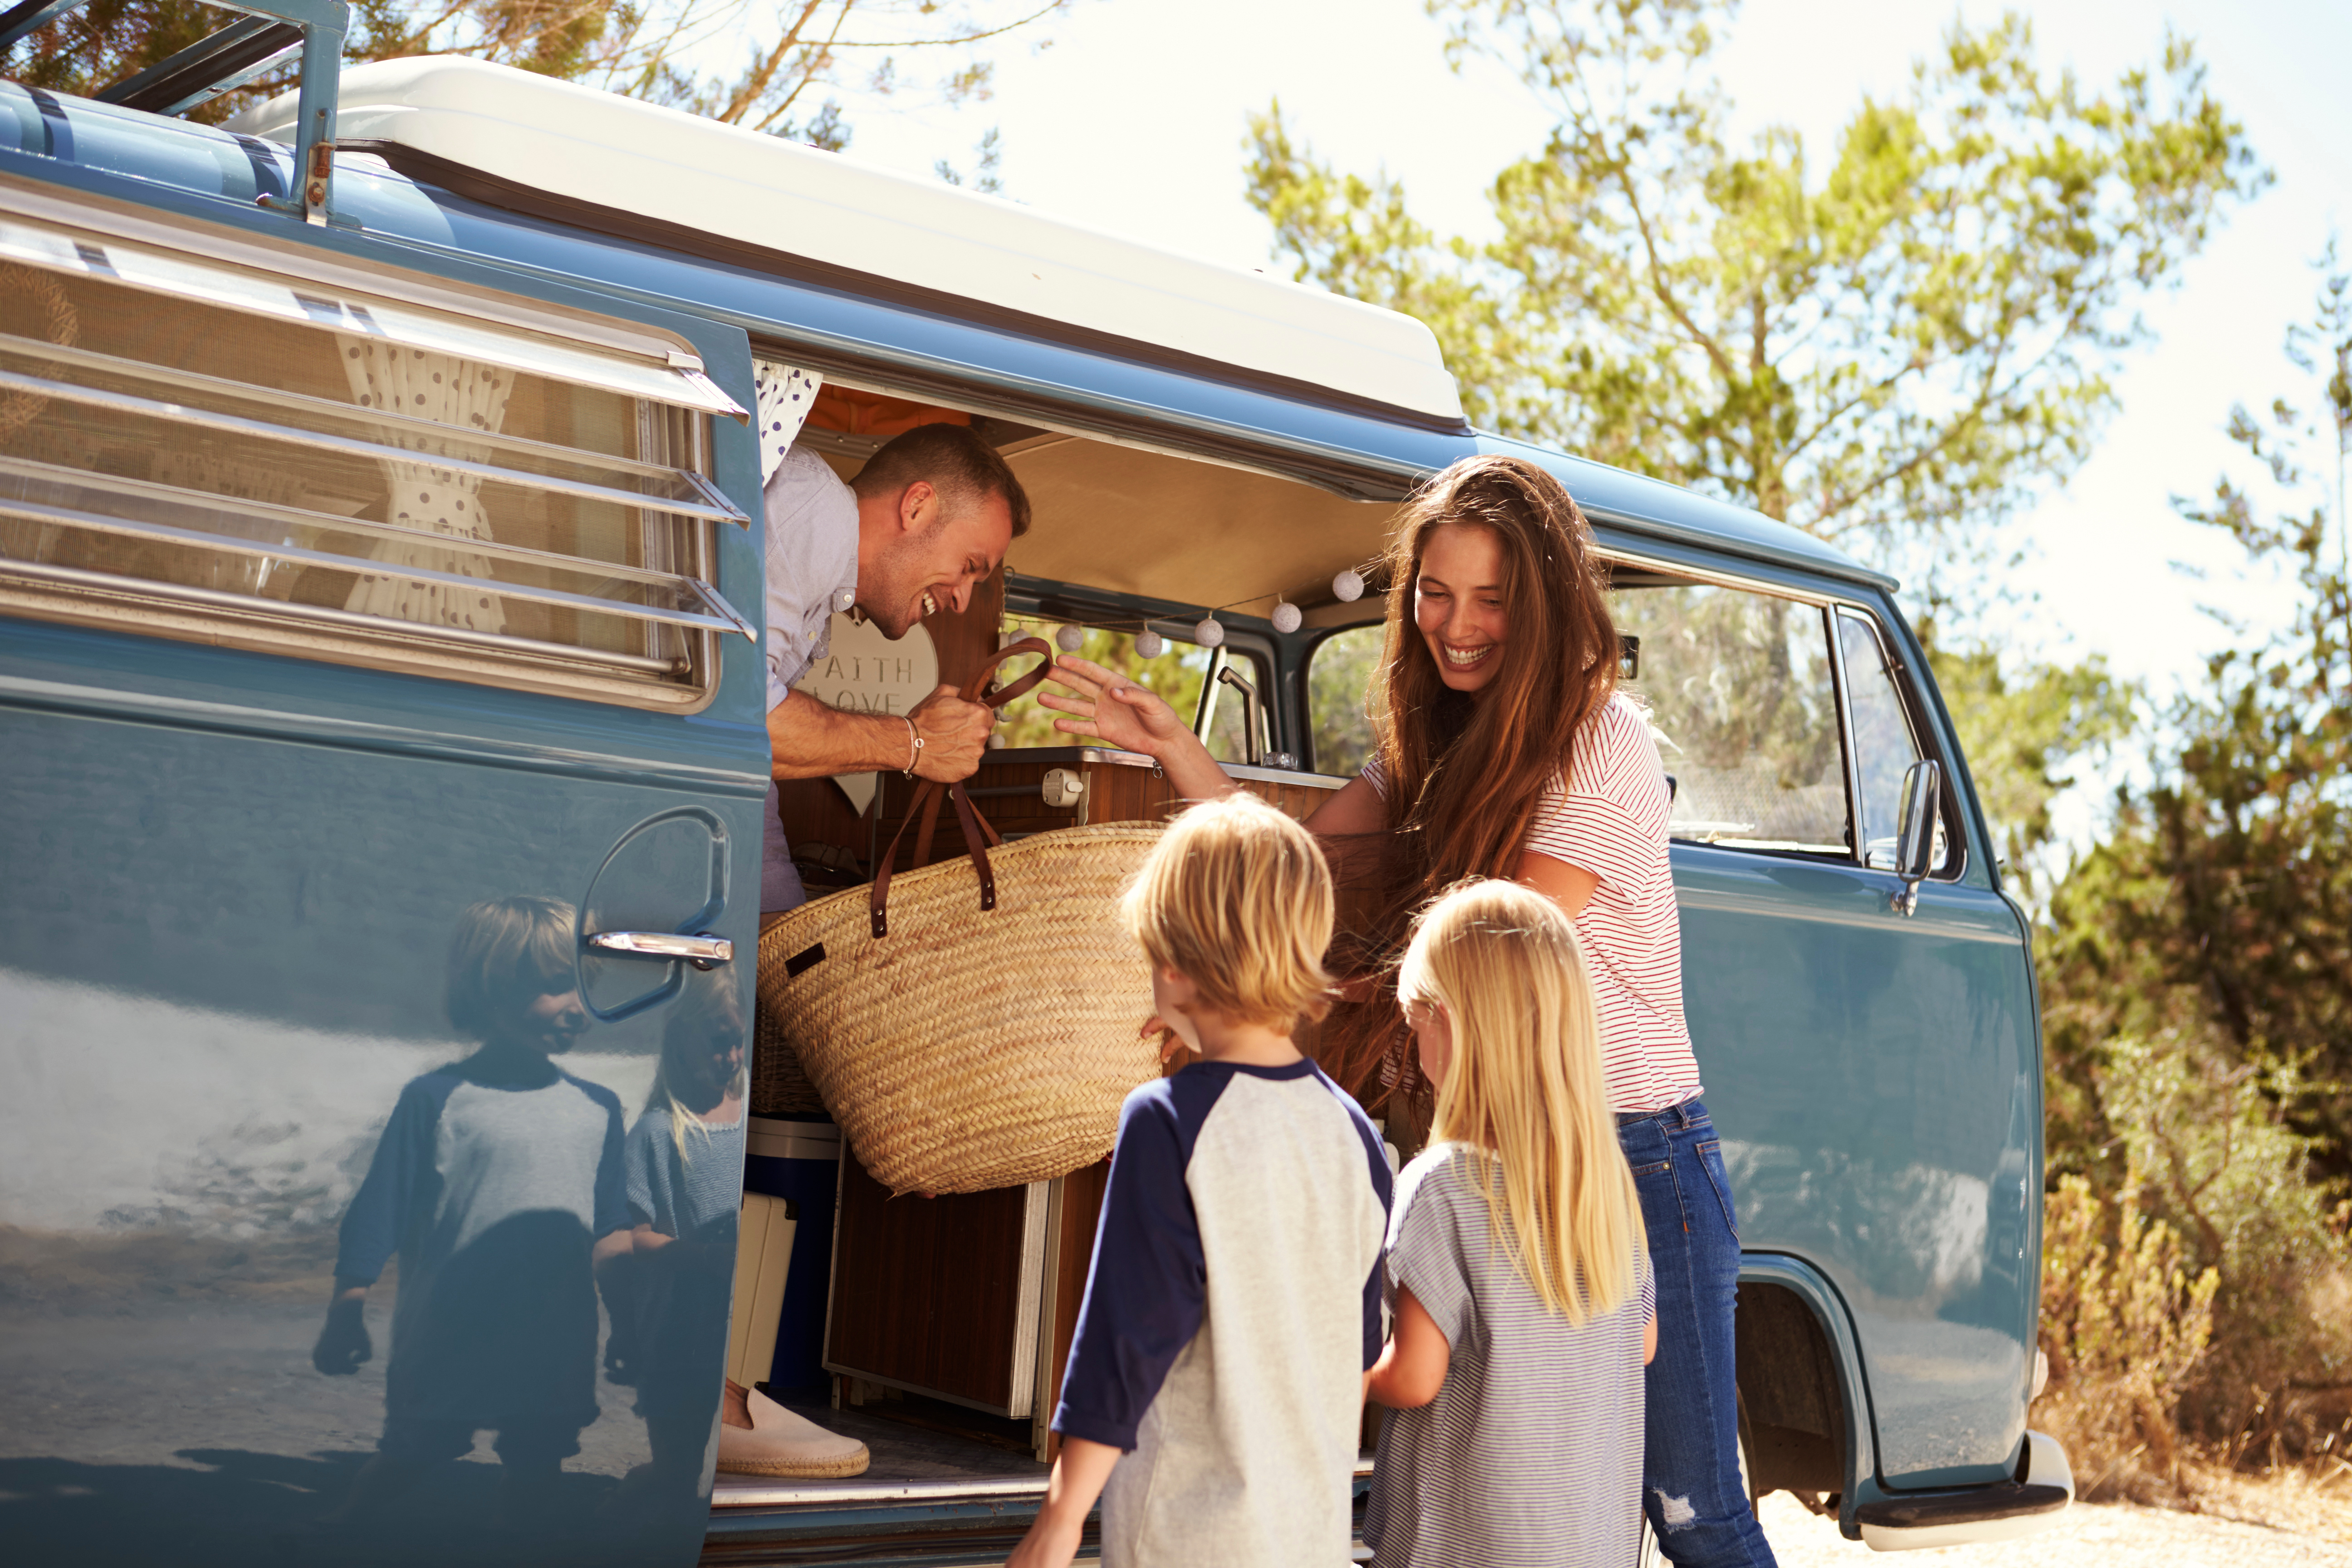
[2035,247,2352,1462]
[1245,0,2263,567]
[2038,1168,2219,1494]
[4,0,1069,145]
[1920,624,2138,898]
[2043,245,2352,1186]
[1306,625,1384,777]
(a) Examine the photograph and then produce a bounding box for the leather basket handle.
[867,637,1056,938]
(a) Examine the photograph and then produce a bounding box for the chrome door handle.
[586,931,733,969]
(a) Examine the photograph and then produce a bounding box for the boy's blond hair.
[1121,793,1335,1032]
[446,895,577,1039]
[1399,879,1644,1323]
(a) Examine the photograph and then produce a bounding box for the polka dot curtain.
[754,360,823,484]
[338,339,514,634]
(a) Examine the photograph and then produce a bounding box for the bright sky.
[830,0,2352,709]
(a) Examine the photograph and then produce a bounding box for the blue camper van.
[0,9,2071,1564]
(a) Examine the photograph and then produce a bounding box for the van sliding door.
[0,209,765,1568]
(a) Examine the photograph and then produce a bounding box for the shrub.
[2038,1171,2220,1498]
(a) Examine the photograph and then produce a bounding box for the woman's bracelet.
[902,715,925,778]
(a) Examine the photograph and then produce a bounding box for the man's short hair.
[851,422,1032,538]
[1121,793,1335,1032]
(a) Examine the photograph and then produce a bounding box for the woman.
[1041,455,1774,1567]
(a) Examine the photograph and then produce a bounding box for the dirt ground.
[1755,1487,2352,1566]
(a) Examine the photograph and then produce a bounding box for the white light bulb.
[1271,600,1303,634]
[1135,629,1165,659]
[1333,569,1365,603]
[1000,627,1024,648]
[1194,617,1225,649]
[1056,623,1085,652]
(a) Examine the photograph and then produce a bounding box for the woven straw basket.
[755,639,1165,1196]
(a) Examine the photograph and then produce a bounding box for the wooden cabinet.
[824,1154,1111,1459]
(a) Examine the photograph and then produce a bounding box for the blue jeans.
[1618,1099,1777,1567]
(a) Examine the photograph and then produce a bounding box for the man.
[762,422,1031,915]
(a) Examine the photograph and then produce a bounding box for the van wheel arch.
[1735,1280,1851,1506]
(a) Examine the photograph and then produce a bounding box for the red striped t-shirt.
[1361,692,1703,1114]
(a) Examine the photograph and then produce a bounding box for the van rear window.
[0,218,750,704]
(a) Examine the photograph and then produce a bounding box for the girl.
[608,971,867,1496]
[1362,879,1653,1568]
[607,971,751,1499]
[1043,455,1771,1565]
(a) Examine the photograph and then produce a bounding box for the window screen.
[0,218,752,698]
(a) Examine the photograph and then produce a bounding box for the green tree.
[1920,627,2137,899]
[5,0,1070,150]
[1246,0,2261,567]
[2042,245,2352,1188]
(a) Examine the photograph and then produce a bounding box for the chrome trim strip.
[0,453,716,594]
[0,365,751,524]
[0,331,719,491]
[708,1457,1377,1509]
[0,556,687,674]
[0,191,750,420]
[0,492,753,640]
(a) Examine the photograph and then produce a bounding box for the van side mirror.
[1891,759,1942,916]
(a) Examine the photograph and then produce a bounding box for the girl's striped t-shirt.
[1363,1145,1653,1568]
[1359,691,1704,1114]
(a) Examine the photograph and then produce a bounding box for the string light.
[1333,569,1365,603]
[1055,623,1085,652]
[1271,600,1303,634]
[1135,628,1165,658]
[1194,616,1225,649]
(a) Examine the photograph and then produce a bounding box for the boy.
[1007,794,1393,1568]
[312,895,629,1523]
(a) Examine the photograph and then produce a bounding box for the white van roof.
[228,57,1465,427]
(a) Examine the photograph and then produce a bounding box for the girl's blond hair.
[643,971,747,1166]
[1398,879,1644,1323]
[1121,792,1335,1032]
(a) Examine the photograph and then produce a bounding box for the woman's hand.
[1038,656,1237,801]
[1036,656,1191,755]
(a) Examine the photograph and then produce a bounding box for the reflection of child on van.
[608,970,869,1489]
[1006,794,1393,1568]
[607,971,745,1496]
[312,895,628,1522]
[1362,881,1656,1568]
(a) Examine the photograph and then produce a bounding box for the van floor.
[710,1395,1045,1507]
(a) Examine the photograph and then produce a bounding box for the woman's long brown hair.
[1374,456,1619,900]
[1309,456,1617,1112]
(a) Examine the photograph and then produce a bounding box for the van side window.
[1307,623,1385,777]
[1610,581,1848,856]
[0,218,749,705]
[1835,610,1950,872]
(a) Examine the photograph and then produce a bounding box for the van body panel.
[0,159,769,1564]
[0,69,2057,1563]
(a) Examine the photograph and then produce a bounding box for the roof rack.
[0,0,346,223]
